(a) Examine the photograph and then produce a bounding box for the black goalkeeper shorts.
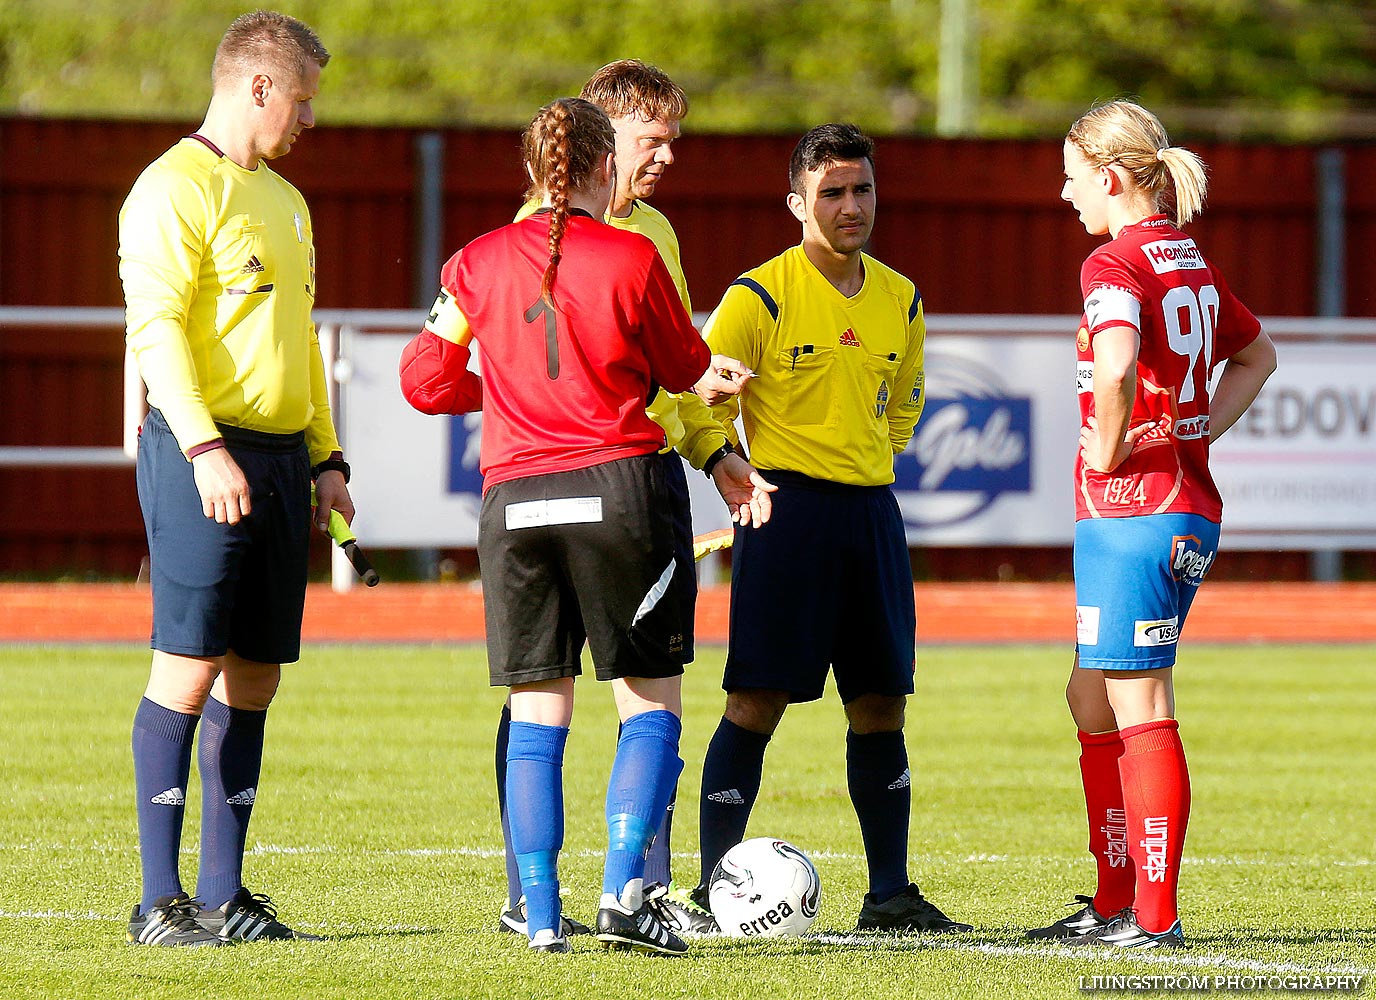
[479,452,688,688]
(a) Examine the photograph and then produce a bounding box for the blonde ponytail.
[1067,100,1209,227]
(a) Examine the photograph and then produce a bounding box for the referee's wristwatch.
[311,458,351,484]
[702,443,734,477]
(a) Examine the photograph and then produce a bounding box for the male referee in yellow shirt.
[118,10,353,947]
[691,124,971,933]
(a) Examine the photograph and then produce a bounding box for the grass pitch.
[1,642,1372,999]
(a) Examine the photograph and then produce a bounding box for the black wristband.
[702,444,734,477]
[312,458,351,484]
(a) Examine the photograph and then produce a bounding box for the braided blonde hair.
[1067,100,1208,227]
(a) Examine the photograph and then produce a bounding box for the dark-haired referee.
[691,123,970,933]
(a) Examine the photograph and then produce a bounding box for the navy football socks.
[494,704,524,910]
[846,728,911,901]
[195,697,267,909]
[132,698,199,913]
[697,717,771,888]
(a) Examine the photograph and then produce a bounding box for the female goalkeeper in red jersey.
[399,97,711,955]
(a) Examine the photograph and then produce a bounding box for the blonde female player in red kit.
[1027,100,1276,949]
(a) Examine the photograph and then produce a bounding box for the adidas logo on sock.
[706,788,745,805]
[888,769,911,790]
[226,787,257,806]
[151,787,186,806]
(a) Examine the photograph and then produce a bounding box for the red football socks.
[1077,729,1135,916]
[1118,718,1191,933]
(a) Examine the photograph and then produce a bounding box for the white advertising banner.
[337,317,1376,551]
[1209,340,1376,547]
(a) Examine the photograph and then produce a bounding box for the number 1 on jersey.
[524,296,559,380]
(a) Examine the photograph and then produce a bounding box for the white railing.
[4,307,1374,588]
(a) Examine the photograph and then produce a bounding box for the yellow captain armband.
[423,288,473,346]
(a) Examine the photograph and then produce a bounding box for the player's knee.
[723,689,788,735]
[844,693,905,734]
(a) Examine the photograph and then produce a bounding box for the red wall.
[0,116,1361,574]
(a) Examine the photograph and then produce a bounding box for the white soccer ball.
[708,837,821,938]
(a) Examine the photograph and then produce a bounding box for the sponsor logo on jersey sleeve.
[1142,238,1207,274]
[909,373,924,405]
[1076,362,1094,394]
[1134,616,1180,647]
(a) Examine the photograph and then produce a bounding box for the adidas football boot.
[644,881,720,936]
[1025,894,1114,941]
[126,893,226,947]
[197,888,323,941]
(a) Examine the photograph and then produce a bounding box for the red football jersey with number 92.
[1073,214,1262,521]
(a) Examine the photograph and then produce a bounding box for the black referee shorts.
[479,452,688,688]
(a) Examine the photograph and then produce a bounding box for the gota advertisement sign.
[340,323,1375,550]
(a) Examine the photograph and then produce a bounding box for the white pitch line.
[5,843,1372,869]
[0,909,109,922]
[806,934,1375,978]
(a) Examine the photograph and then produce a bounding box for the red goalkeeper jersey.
[400,210,708,489]
[1074,215,1262,521]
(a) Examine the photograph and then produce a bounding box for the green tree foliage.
[2,0,1372,138]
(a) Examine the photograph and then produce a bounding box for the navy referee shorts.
[136,408,311,665]
[724,470,916,704]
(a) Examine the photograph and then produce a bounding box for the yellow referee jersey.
[119,137,341,463]
[704,245,926,486]
[512,198,726,470]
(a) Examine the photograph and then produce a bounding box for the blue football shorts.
[137,408,312,665]
[1074,512,1221,671]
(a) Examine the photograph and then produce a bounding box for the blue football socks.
[132,698,199,913]
[506,721,568,937]
[642,785,677,887]
[602,710,683,905]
